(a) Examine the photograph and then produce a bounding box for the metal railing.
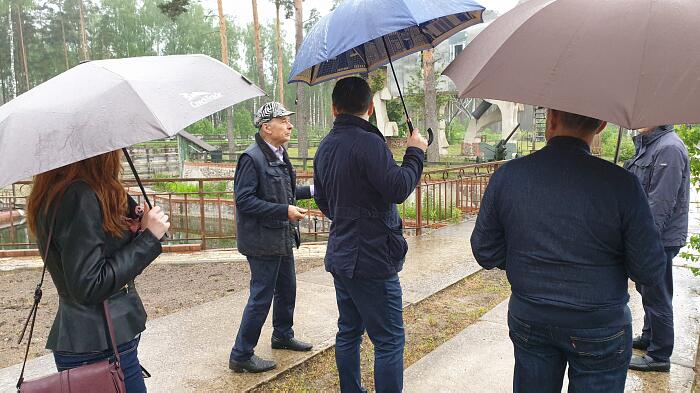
[0,162,503,250]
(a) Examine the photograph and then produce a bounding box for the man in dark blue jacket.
[471,109,666,393]
[314,77,427,393]
[625,125,690,372]
[229,102,314,373]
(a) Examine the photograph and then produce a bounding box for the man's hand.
[287,205,308,221]
[407,129,428,152]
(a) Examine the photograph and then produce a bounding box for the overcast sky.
[200,0,520,36]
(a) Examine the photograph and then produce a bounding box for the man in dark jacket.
[314,77,427,393]
[624,125,690,372]
[229,102,314,373]
[471,109,667,393]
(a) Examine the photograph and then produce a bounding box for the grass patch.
[250,269,510,392]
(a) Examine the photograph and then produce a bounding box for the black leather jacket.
[35,181,162,352]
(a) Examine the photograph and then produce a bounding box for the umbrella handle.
[407,119,434,146]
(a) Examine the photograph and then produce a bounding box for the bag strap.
[16,203,123,390]
[16,207,58,390]
[102,302,121,365]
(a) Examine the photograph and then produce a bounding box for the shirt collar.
[264,140,285,161]
[546,136,591,154]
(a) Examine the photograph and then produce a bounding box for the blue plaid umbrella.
[289,0,485,143]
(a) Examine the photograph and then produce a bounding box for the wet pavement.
[0,243,329,271]
[0,220,482,392]
[403,263,700,392]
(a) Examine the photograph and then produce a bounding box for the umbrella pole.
[613,125,624,165]
[122,148,152,209]
[381,36,434,145]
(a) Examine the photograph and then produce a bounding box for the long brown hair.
[27,150,128,237]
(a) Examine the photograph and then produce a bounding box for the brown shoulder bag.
[15,209,126,393]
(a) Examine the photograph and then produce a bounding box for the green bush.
[601,125,636,162]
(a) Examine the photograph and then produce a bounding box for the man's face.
[638,127,654,135]
[262,116,293,146]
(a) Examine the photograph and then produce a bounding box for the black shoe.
[632,335,650,350]
[271,336,313,352]
[228,354,277,373]
[629,355,670,372]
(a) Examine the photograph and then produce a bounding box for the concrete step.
[0,220,482,392]
[403,264,700,392]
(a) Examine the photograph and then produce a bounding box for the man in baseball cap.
[228,102,314,373]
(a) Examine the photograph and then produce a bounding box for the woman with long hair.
[26,150,170,392]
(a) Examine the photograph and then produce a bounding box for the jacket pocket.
[629,156,654,191]
[386,221,408,264]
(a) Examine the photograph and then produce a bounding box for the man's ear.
[595,121,608,135]
[367,101,375,117]
[332,104,339,117]
[546,109,556,132]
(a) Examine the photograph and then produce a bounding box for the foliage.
[676,124,700,274]
[399,197,463,223]
[157,0,190,20]
[296,198,318,210]
[600,125,636,162]
[152,176,229,198]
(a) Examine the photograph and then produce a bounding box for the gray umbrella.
[443,0,700,130]
[0,54,265,190]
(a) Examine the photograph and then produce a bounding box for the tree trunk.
[7,2,17,98]
[78,0,89,61]
[217,0,236,156]
[275,1,284,106]
[16,5,29,91]
[60,9,69,70]
[293,0,307,158]
[423,49,439,162]
[252,0,265,92]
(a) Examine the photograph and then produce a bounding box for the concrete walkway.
[0,220,481,392]
[404,263,700,392]
[0,243,329,271]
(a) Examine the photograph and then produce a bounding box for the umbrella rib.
[629,0,654,128]
[453,0,557,99]
[94,65,170,137]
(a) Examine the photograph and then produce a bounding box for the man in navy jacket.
[314,77,427,392]
[471,109,666,393]
[625,125,690,371]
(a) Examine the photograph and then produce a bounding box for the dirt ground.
[0,258,324,369]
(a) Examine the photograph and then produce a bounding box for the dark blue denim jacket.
[471,136,666,328]
[314,114,424,278]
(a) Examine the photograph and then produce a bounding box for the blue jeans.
[53,337,146,393]
[636,246,679,362]
[508,313,632,393]
[231,254,297,362]
[332,273,404,393]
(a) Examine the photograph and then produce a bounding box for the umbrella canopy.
[289,0,485,85]
[0,55,265,187]
[0,54,265,188]
[443,0,700,129]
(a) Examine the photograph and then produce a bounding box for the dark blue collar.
[640,125,674,146]
[333,114,386,141]
[546,136,591,154]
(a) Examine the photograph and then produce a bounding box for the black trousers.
[636,246,680,362]
[230,254,296,362]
